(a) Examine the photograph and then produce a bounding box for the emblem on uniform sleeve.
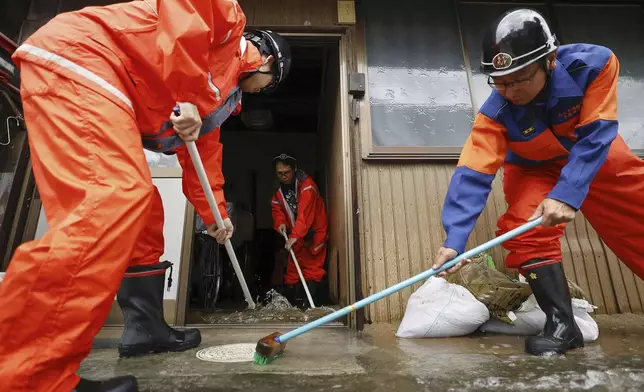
[521,126,536,136]
[492,52,513,70]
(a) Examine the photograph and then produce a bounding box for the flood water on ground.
[192,290,338,324]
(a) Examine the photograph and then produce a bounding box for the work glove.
[207,217,234,245]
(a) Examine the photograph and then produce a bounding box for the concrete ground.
[84,314,644,392]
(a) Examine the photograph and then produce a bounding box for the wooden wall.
[17,0,337,43]
[356,163,644,323]
[240,0,337,27]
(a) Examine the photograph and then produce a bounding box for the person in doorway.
[432,8,644,357]
[271,153,328,308]
[0,1,291,391]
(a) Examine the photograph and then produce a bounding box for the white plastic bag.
[478,295,599,342]
[396,277,490,338]
[571,298,600,342]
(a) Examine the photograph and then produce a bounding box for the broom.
[253,217,543,364]
[174,106,256,309]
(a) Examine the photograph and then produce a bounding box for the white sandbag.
[571,298,600,342]
[396,277,490,338]
[478,295,599,342]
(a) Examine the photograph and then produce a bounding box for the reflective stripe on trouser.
[285,243,327,285]
[0,63,154,392]
[496,135,644,279]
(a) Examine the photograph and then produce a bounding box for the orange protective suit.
[500,136,644,278]
[0,1,262,391]
[272,171,328,285]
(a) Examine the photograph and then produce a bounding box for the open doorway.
[185,36,351,326]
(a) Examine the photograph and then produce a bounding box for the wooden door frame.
[337,33,358,330]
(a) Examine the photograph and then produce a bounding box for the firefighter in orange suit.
[432,8,644,357]
[0,1,291,391]
[271,153,328,308]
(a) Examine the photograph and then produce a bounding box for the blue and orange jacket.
[442,44,620,254]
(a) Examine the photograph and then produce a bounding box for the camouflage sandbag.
[446,256,533,324]
[448,254,589,324]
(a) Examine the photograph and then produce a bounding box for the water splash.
[457,369,644,391]
[200,290,337,324]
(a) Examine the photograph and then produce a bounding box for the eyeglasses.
[487,67,540,90]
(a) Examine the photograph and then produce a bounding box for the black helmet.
[480,8,558,77]
[243,29,292,93]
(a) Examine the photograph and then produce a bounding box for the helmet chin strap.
[530,76,549,103]
[533,57,555,101]
[239,60,274,85]
[543,57,555,76]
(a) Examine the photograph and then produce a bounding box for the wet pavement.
[84,314,644,391]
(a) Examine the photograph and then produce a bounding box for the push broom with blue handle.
[172,105,256,309]
[253,216,544,364]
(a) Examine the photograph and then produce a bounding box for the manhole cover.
[196,343,256,363]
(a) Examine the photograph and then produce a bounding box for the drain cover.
[196,343,257,363]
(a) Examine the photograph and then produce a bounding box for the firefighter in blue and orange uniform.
[0,1,290,391]
[271,153,328,308]
[432,8,644,356]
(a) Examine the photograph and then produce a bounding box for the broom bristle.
[253,351,283,365]
[253,332,287,365]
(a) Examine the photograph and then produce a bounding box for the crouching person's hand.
[432,247,471,277]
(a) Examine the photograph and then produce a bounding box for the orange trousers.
[497,135,644,279]
[0,64,166,392]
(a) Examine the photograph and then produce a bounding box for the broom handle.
[175,107,256,309]
[276,217,543,343]
[281,230,316,309]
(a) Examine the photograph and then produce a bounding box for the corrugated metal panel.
[358,163,644,323]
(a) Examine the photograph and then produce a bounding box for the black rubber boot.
[293,280,319,309]
[117,261,201,358]
[521,259,584,356]
[73,376,138,392]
